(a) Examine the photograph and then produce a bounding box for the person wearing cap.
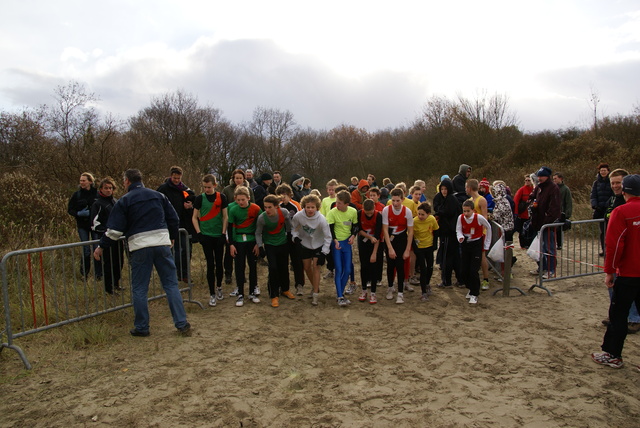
[592,174,640,369]
[601,169,640,334]
[253,172,273,210]
[527,166,561,278]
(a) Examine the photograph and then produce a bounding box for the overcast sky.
[1,1,639,132]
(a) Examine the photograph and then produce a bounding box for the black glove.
[259,247,266,258]
[294,237,302,246]
[194,232,204,243]
[316,252,326,266]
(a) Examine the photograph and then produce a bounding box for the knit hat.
[536,166,552,177]
[260,172,273,181]
[479,178,490,192]
[622,174,640,196]
[440,174,450,182]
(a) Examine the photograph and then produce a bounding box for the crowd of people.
[68,164,640,369]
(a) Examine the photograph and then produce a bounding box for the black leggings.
[386,233,407,292]
[414,245,435,293]
[265,244,290,298]
[200,235,225,294]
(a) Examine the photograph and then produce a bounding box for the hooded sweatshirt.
[351,179,370,210]
[290,209,332,254]
[492,182,514,232]
[433,179,462,235]
[452,164,471,204]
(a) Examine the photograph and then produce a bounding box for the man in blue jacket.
[94,169,191,337]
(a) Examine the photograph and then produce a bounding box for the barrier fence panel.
[529,219,605,296]
[1,229,201,370]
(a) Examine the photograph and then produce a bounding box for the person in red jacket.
[351,179,370,210]
[592,174,640,369]
[513,174,535,248]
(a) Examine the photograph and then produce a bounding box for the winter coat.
[433,179,462,235]
[590,174,613,218]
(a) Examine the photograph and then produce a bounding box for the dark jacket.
[452,164,471,204]
[157,178,196,234]
[433,179,462,235]
[91,192,117,235]
[290,174,305,202]
[68,186,98,229]
[528,179,561,231]
[590,174,613,218]
[100,182,179,251]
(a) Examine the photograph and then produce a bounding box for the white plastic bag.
[526,235,540,262]
[488,236,505,263]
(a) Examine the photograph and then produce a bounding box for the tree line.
[1,80,639,247]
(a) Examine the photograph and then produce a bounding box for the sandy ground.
[1,246,640,427]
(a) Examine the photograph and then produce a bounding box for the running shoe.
[249,294,260,304]
[469,295,478,304]
[386,287,394,300]
[404,281,415,292]
[282,290,296,299]
[311,293,319,306]
[369,292,377,304]
[591,352,623,369]
[216,287,224,300]
[338,297,348,306]
[396,293,404,304]
[346,281,357,295]
[235,295,244,307]
[358,290,367,302]
[295,284,304,296]
[229,287,239,297]
[481,279,490,290]
[420,293,429,302]
[209,295,216,307]
[254,285,261,296]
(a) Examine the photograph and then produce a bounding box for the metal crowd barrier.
[1,229,201,370]
[487,221,525,296]
[529,219,604,296]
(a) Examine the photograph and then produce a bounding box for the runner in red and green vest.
[227,186,262,307]
[256,195,294,308]
[192,174,228,308]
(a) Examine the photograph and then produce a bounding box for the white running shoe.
[396,293,404,304]
[469,295,478,304]
[235,295,244,307]
[386,287,394,300]
[465,291,471,299]
[230,287,239,297]
[337,297,347,306]
[216,287,224,300]
[249,294,260,303]
[254,285,261,296]
[346,281,357,295]
[358,290,367,302]
[209,295,216,307]
[404,281,415,292]
[295,284,304,296]
[312,293,319,306]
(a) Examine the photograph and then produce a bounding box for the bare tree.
[588,85,601,135]
[246,106,297,174]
